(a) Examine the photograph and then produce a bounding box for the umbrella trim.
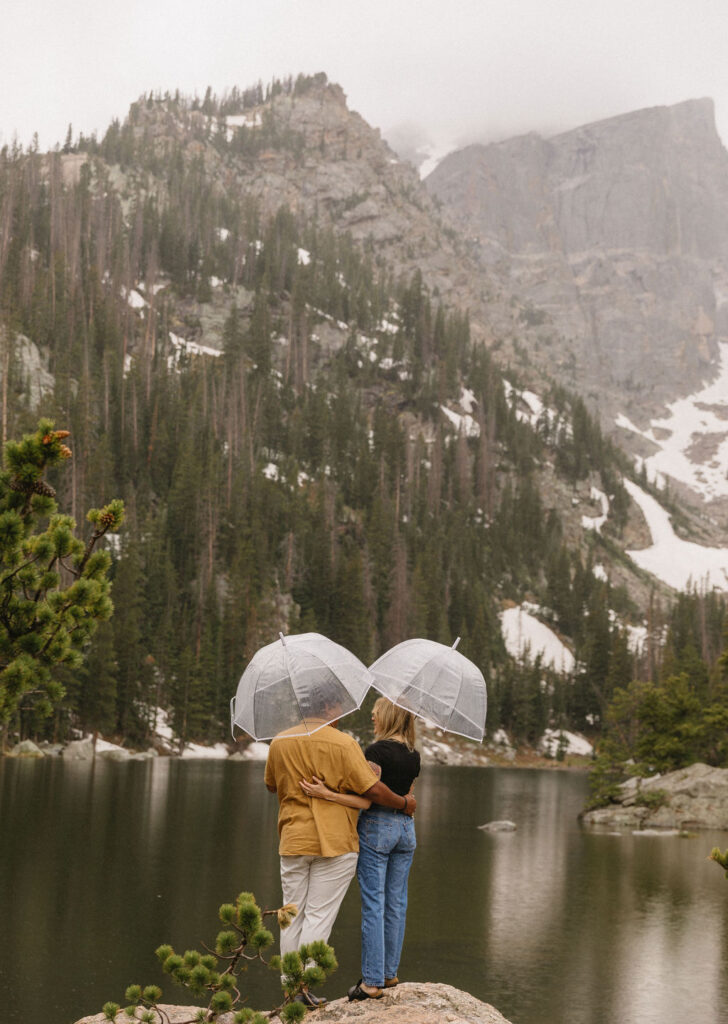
[369,682,485,743]
[232,632,375,741]
[371,671,487,735]
[369,638,487,739]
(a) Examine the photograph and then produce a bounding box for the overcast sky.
[3,0,728,160]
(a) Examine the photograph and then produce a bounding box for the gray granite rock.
[427,98,728,422]
[62,738,95,760]
[74,983,512,1024]
[582,762,728,830]
[9,740,44,758]
[97,747,131,762]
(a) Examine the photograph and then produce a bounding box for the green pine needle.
[237,904,262,933]
[281,952,303,980]
[211,991,233,1013]
[219,903,236,923]
[302,966,325,987]
[155,944,174,963]
[189,964,211,993]
[102,1001,120,1021]
[250,928,274,951]
[163,954,183,974]
[280,1000,307,1023]
[309,940,337,972]
[124,985,142,1003]
[215,929,239,955]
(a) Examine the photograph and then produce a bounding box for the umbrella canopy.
[231,632,374,741]
[369,637,487,742]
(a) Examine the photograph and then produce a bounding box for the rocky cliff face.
[427,99,728,421]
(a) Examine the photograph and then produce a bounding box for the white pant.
[279,852,359,956]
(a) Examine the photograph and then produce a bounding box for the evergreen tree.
[0,421,123,738]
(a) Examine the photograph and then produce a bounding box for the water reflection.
[1,760,727,1024]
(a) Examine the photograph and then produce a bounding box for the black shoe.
[294,989,327,1009]
[348,980,384,1001]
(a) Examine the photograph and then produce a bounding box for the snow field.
[624,479,728,591]
[616,341,728,502]
[500,605,576,673]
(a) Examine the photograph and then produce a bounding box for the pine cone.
[9,477,56,498]
[33,479,57,498]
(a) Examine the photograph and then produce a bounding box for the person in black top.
[300,697,420,1000]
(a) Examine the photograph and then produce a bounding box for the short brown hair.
[373,697,416,750]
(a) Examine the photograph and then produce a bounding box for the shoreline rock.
[3,723,592,771]
[581,762,728,831]
[74,982,513,1024]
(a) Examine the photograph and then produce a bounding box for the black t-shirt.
[364,739,421,797]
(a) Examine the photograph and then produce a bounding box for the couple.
[264,696,420,1005]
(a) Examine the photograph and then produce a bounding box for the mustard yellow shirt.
[264,725,378,857]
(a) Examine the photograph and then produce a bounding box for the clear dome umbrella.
[369,637,487,742]
[230,632,374,741]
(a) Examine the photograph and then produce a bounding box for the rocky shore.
[581,762,728,831]
[4,711,593,770]
[74,982,512,1024]
[4,728,592,769]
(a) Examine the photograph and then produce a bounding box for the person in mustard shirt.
[264,715,415,1007]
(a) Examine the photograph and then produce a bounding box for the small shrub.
[634,788,669,810]
[102,891,336,1022]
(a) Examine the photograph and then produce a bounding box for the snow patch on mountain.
[500,605,575,673]
[624,478,728,590]
[582,487,609,532]
[616,341,728,502]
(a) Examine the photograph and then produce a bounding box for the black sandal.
[348,980,384,1001]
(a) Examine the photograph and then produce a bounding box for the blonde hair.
[373,697,416,751]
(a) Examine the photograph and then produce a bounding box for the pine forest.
[2,75,727,771]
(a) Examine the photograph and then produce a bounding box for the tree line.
[1,94,722,759]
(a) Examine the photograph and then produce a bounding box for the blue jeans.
[357,807,416,988]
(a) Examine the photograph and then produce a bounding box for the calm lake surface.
[1,759,727,1024]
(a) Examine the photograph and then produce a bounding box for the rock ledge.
[581,762,728,831]
[75,982,512,1024]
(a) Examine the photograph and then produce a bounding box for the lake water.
[1,758,727,1024]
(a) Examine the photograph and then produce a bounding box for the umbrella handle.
[230,696,236,740]
[452,636,461,650]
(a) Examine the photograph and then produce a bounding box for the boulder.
[97,747,131,762]
[9,740,44,758]
[38,742,64,756]
[75,1007,201,1024]
[582,762,728,830]
[62,738,95,761]
[74,984,512,1024]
